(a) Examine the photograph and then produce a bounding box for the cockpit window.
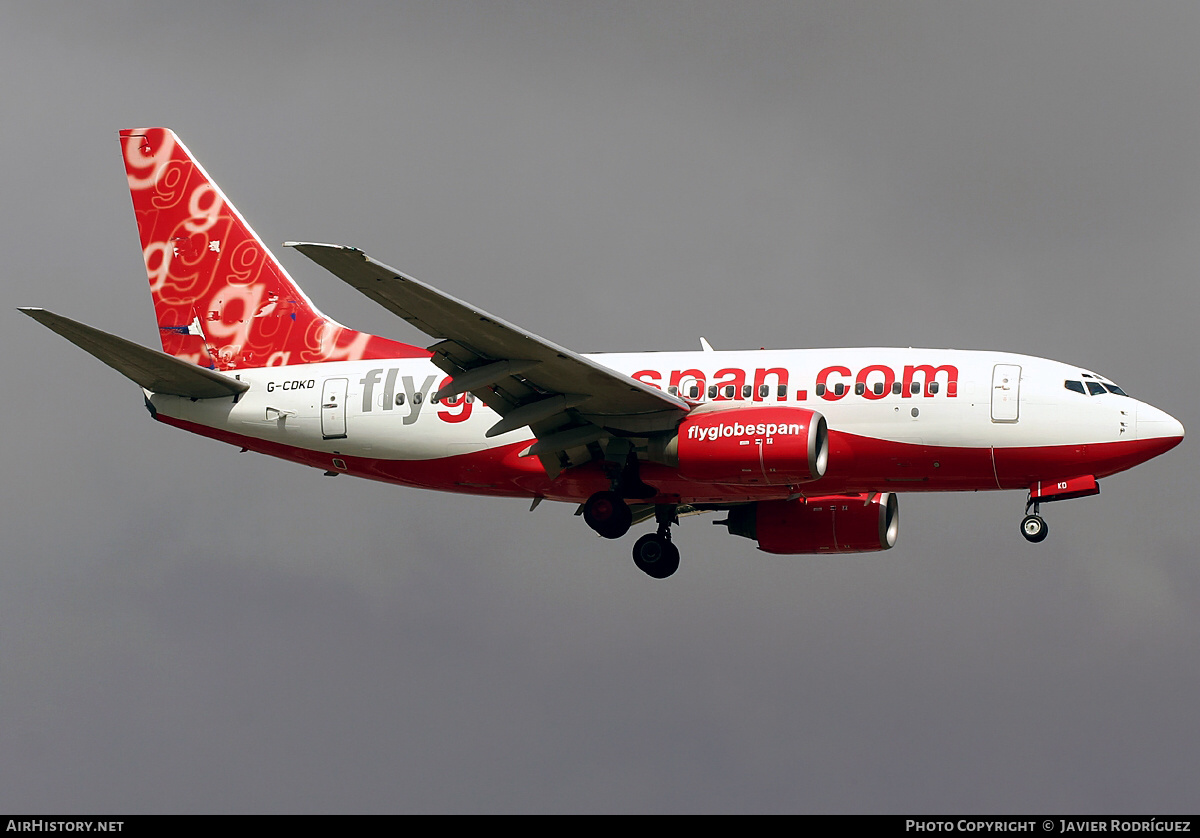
[1066,378,1129,397]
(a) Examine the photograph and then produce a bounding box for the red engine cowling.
[719,493,899,554]
[672,406,828,485]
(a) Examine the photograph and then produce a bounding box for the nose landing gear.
[1021,513,1048,543]
[1020,497,1048,543]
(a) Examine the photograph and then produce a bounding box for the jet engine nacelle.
[665,406,828,485]
[718,493,899,554]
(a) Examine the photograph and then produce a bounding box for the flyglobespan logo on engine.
[687,421,805,442]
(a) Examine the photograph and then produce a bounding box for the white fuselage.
[148,346,1181,504]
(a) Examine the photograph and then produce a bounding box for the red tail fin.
[120,128,425,369]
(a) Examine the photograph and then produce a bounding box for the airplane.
[20,128,1185,579]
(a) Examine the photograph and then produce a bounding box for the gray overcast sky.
[2,0,1198,814]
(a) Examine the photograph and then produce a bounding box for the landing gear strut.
[632,506,680,579]
[1021,497,1048,543]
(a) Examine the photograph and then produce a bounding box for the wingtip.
[284,241,360,252]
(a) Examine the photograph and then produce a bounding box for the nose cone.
[1136,402,1185,446]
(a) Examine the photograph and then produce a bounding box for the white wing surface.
[288,243,690,470]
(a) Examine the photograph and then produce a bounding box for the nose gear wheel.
[1021,514,1048,543]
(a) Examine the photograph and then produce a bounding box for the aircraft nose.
[1136,402,1185,443]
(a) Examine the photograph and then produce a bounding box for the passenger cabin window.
[1086,381,1105,396]
[1064,380,1086,395]
[816,383,826,396]
[708,385,718,399]
[855,382,866,395]
[778,385,787,398]
[667,385,678,396]
[910,382,920,395]
[688,385,699,399]
[742,385,753,398]
[833,383,845,396]
[928,382,939,394]
[892,382,902,395]
[874,382,885,396]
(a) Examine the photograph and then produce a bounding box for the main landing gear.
[632,532,679,579]
[581,443,682,578]
[582,492,681,579]
[1020,497,1048,543]
[583,490,633,540]
[632,507,680,580]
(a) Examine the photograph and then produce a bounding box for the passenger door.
[321,378,348,439]
[991,364,1021,423]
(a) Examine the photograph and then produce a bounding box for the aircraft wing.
[288,243,689,467]
[19,308,249,399]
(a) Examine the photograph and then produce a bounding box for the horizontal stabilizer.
[19,308,249,399]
